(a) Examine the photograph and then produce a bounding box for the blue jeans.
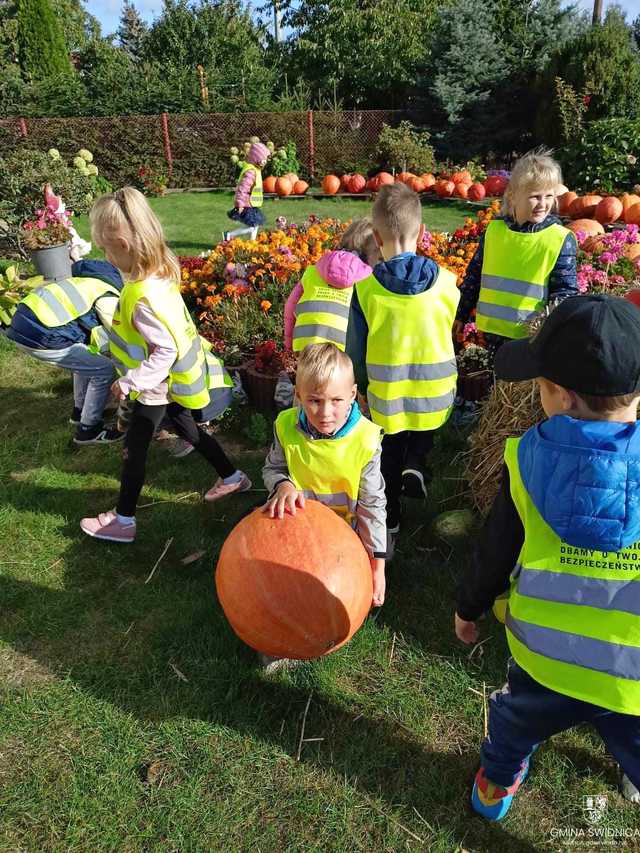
[16,342,116,428]
[481,659,640,789]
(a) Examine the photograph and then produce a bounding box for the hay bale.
[464,379,543,514]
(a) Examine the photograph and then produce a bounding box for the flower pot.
[457,369,494,402]
[30,243,72,282]
[242,364,280,413]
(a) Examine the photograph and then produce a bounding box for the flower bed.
[180,203,502,362]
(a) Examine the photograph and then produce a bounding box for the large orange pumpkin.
[595,196,623,224]
[625,203,640,226]
[558,191,578,217]
[348,173,366,193]
[421,173,436,190]
[452,170,472,185]
[624,243,640,261]
[284,172,299,185]
[377,172,394,185]
[275,176,293,197]
[293,180,309,195]
[569,195,602,219]
[567,218,605,238]
[468,182,486,201]
[409,177,426,193]
[454,182,471,199]
[263,176,277,194]
[484,175,508,196]
[322,174,340,195]
[215,502,373,659]
[622,193,640,222]
[340,174,352,191]
[396,172,414,185]
[436,179,455,198]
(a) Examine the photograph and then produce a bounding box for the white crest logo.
[583,794,608,824]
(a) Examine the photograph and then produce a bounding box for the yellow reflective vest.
[292,265,353,352]
[275,406,381,525]
[109,278,232,409]
[355,268,460,435]
[476,220,571,339]
[22,276,120,353]
[504,436,640,715]
[238,162,263,207]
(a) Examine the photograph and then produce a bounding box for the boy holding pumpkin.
[263,343,387,609]
[347,182,460,549]
[454,148,578,360]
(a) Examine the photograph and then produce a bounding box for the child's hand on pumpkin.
[371,557,385,607]
[263,481,305,519]
[455,612,479,645]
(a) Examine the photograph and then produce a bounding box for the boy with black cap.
[455,294,640,820]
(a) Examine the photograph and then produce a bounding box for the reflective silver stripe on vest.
[476,302,536,325]
[297,300,351,319]
[367,360,457,382]
[517,566,640,617]
[302,490,357,514]
[481,274,546,299]
[206,360,224,377]
[109,327,147,362]
[293,324,347,346]
[173,338,201,374]
[33,287,69,324]
[171,373,207,397]
[506,610,640,681]
[55,279,90,314]
[367,388,455,416]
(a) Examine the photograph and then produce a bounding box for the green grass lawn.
[1,337,639,851]
[72,191,474,259]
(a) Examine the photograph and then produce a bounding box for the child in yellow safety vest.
[284,218,380,352]
[455,295,640,820]
[80,187,251,544]
[347,183,460,550]
[224,142,271,243]
[262,344,386,634]
[454,148,577,361]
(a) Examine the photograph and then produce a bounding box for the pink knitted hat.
[248,142,271,165]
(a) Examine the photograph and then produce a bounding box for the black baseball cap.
[493,294,640,396]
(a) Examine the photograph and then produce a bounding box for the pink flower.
[599,251,616,264]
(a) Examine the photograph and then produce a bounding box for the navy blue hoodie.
[346,252,441,389]
[7,259,123,350]
[457,415,640,621]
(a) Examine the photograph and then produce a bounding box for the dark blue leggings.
[481,659,640,789]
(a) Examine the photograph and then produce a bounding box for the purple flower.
[599,251,616,264]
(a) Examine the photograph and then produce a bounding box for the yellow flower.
[260,299,272,312]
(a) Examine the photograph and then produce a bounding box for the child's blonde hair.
[89,187,180,282]
[372,183,421,240]
[502,148,563,218]
[340,217,377,261]
[296,343,355,390]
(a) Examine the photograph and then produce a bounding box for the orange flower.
[260,299,272,312]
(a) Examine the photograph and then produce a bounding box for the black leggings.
[116,402,236,516]
[381,430,435,527]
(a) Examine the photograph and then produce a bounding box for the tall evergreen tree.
[16,0,72,79]
[117,0,147,62]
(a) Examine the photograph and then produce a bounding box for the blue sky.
[87,0,640,38]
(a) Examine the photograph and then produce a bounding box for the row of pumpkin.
[558,191,640,239]
[263,170,509,199]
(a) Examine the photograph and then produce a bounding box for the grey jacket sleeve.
[262,428,294,496]
[355,444,387,558]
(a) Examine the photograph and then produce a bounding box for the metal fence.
[0,109,411,188]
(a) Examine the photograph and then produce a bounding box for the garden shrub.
[377,121,436,175]
[559,118,640,192]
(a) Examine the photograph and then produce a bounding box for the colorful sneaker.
[69,406,82,426]
[402,468,428,499]
[471,760,530,821]
[74,424,126,445]
[170,438,195,458]
[80,510,136,543]
[204,472,252,502]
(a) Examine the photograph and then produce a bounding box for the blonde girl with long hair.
[80,187,251,544]
[453,148,578,362]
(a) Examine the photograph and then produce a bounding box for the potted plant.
[243,339,296,413]
[457,344,493,402]
[22,207,72,282]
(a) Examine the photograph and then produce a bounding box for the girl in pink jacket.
[284,218,380,351]
[224,142,270,242]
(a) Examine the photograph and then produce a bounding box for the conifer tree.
[16,0,71,79]
[117,0,147,62]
